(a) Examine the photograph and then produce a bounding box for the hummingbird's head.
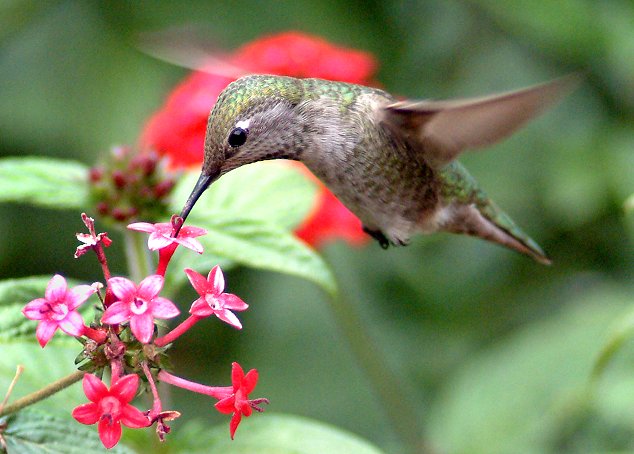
[178,74,304,228]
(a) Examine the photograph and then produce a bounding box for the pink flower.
[127,222,206,253]
[72,373,149,449]
[215,362,268,439]
[185,266,248,329]
[101,275,179,343]
[22,274,96,347]
[74,213,112,259]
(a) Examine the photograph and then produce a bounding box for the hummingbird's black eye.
[228,127,248,148]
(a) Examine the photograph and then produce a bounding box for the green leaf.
[171,413,385,454]
[2,409,135,453]
[168,216,337,297]
[167,162,337,296]
[0,276,96,342]
[0,157,89,209]
[169,161,318,231]
[0,342,86,416]
[426,286,631,454]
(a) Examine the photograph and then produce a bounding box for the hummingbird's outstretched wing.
[382,75,579,167]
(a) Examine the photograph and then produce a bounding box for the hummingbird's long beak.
[173,171,216,237]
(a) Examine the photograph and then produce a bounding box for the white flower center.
[131,297,149,315]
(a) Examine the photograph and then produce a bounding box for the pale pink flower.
[74,213,112,258]
[185,266,248,329]
[127,222,206,253]
[101,275,179,343]
[22,274,96,347]
[72,373,149,449]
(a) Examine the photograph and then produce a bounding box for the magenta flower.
[22,274,96,347]
[185,266,248,329]
[215,362,268,439]
[127,222,206,253]
[72,373,149,449]
[101,275,179,343]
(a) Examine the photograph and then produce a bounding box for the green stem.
[124,230,152,282]
[325,289,426,453]
[0,370,85,417]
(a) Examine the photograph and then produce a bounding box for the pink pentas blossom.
[185,266,248,329]
[22,274,96,347]
[215,362,268,439]
[127,221,207,253]
[72,373,149,449]
[101,275,179,343]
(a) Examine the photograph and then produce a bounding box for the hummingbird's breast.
[297,82,441,245]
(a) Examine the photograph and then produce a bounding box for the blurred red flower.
[141,31,375,247]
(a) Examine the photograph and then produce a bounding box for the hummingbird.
[177,74,577,264]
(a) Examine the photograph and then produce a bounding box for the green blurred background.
[1,1,633,452]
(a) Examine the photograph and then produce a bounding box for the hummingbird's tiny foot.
[362,226,390,249]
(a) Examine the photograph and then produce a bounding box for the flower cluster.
[22,214,267,448]
[140,31,373,247]
[89,146,177,224]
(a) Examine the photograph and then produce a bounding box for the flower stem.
[325,288,425,453]
[125,229,151,282]
[157,370,231,400]
[0,370,84,417]
[154,315,201,347]
[141,362,162,418]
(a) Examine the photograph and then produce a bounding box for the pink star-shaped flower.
[185,266,248,329]
[101,275,179,343]
[215,362,268,439]
[127,222,206,253]
[72,373,149,449]
[22,274,96,347]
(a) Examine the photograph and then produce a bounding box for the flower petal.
[45,274,67,302]
[208,265,225,294]
[180,225,207,237]
[98,417,122,449]
[218,293,249,311]
[108,277,137,301]
[185,268,210,296]
[72,402,100,425]
[83,373,108,402]
[130,312,155,343]
[58,310,85,337]
[36,320,58,347]
[121,404,150,428]
[67,284,97,310]
[147,234,173,251]
[137,275,164,300]
[229,411,242,439]
[242,369,259,394]
[215,396,236,414]
[150,297,180,319]
[22,298,48,320]
[215,309,242,330]
[101,301,131,325]
[231,362,245,390]
[126,222,156,233]
[110,374,139,403]
[189,298,213,317]
[174,236,203,253]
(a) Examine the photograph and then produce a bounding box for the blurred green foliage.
[0,1,632,452]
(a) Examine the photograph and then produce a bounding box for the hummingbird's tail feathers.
[440,203,552,265]
[383,74,580,167]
